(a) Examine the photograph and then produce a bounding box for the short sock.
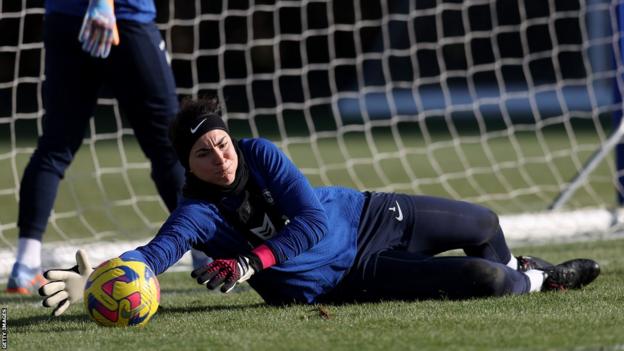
[506,255,518,270]
[524,269,545,292]
[15,238,42,269]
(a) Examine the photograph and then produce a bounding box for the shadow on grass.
[0,294,41,304]
[158,288,204,295]
[10,313,91,333]
[157,302,266,315]
[159,284,254,295]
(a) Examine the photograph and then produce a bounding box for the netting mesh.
[1,0,622,264]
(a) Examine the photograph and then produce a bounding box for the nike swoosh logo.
[393,200,403,221]
[190,118,207,134]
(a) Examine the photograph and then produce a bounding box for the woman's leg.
[358,250,531,301]
[108,20,184,212]
[18,13,102,240]
[325,193,527,303]
[398,194,513,264]
[355,193,513,264]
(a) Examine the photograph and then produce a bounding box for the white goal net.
[1,0,623,274]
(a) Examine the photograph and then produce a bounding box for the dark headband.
[172,113,229,169]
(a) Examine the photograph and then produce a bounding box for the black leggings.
[322,192,530,302]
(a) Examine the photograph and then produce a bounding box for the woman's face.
[188,129,238,186]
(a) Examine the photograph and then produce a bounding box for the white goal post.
[1,0,624,275]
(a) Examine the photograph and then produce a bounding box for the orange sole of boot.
[5,274,47,295]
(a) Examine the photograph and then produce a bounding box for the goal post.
[549,0,624,211]
[1,0,624,275]
[614,0,624,206]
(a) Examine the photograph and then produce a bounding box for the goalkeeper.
[6,0,192,294]
[39,97,601,314]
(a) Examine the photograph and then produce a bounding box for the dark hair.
[175,96,221,123]
[170,96,229,169]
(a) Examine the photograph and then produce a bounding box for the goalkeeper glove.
[191,245,276,293]
[192,255,259,293]
[78,0,120,58]
[38,249,93,317]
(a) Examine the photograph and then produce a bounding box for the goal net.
[1,0,623,273]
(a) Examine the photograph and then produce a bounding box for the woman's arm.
[245,138,329,264]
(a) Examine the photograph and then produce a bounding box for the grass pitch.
[2,238,624,351]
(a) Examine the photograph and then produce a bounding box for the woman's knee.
[472,208,501,244]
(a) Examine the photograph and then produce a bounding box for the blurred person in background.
[5,0,214,294]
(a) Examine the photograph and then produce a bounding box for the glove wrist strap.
[250,244,276,270]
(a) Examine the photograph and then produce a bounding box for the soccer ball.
[83,257,160,327]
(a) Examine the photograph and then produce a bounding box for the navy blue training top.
[126,138,365,304]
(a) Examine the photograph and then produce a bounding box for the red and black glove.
[191,244,276,293]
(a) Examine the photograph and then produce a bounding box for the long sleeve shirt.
[129,138,366,304]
